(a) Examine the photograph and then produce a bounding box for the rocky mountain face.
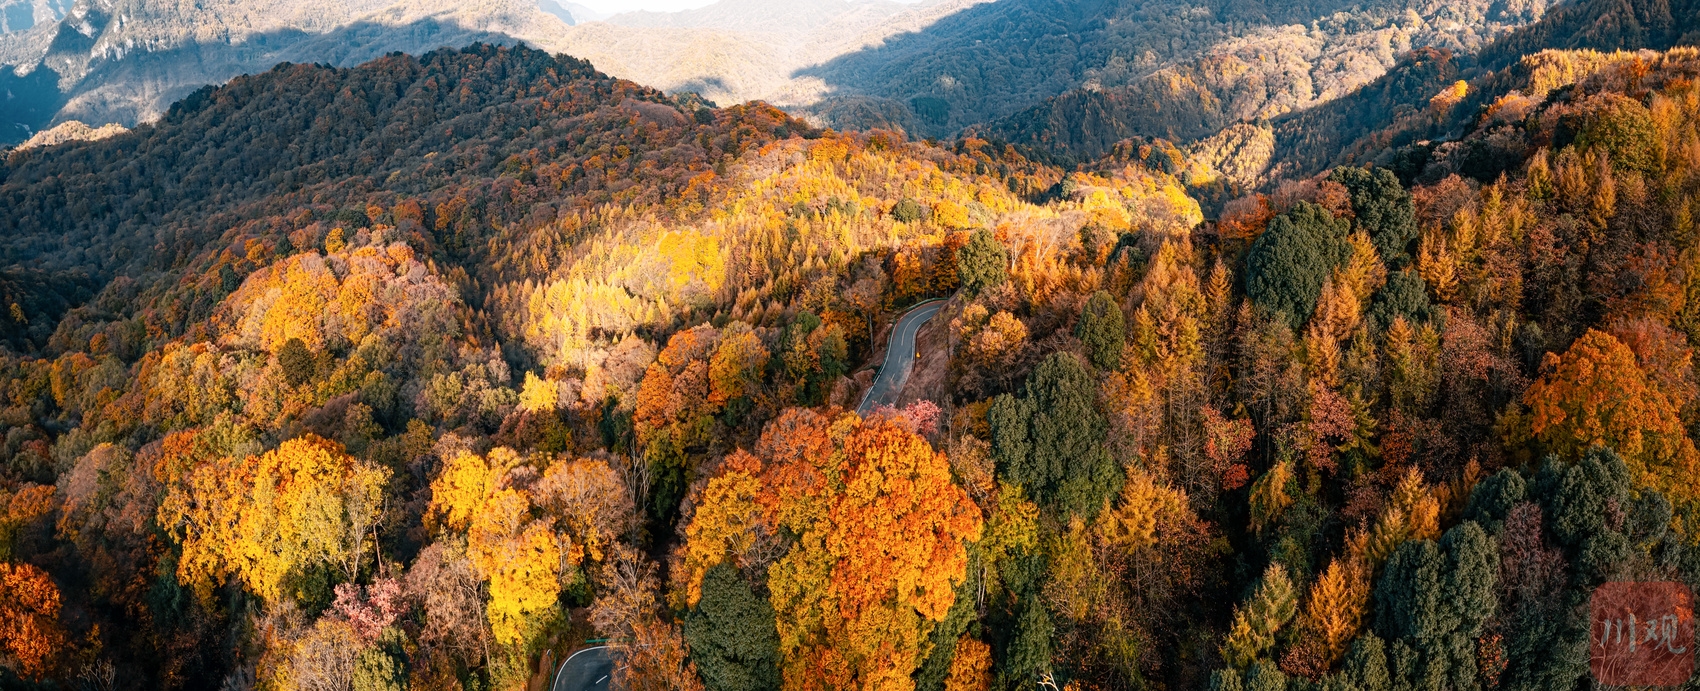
[0,0,68,33]
[0,0,573,144]
[878,0,1545,157]
[0,0,965,146]
[0,0,1682,174]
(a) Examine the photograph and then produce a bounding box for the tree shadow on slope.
[0,41,620,350]
[796,0,1409,140]
[1267,0,1700,181]
[3,16,527,146]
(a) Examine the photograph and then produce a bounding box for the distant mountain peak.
[0,0,575,144]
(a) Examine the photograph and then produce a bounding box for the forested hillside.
[1268,0,1700,181]
[0,0,574,144]
[1,20,1700,691]
[806,0,1541,144]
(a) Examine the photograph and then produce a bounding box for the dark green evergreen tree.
[958,228,1009,295]
[893,198,926,223]
[994,353,1121,518]
[352,628,408,691]
[278,337,316,386]
[1076,290,1125,370]
[987,393,1032,486]
[682,564,781,691]
[1004,596,1053,686]
[1243,661,1288,691]
[1367,271,1437,330]
[219,263,241,293]
[1462,468,1525,533]
[1245,202,1351,328]
[1210,669,1246,691]
[1342,633,1391,691]
[1328,166,1418,268]
[1496,448,1637,690]
[1373,521,1497,691]
[915,579,979,691]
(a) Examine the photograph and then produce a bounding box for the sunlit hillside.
[0,2,1697,690]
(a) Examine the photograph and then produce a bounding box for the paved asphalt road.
[857,299,946,415]
[553,646,613,691]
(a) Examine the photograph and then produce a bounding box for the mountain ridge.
[0,0,576,143]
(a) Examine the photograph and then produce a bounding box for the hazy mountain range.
[0,0,584,143]
[0,0,1581,151]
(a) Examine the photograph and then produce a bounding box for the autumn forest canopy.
[0,6,1697,691]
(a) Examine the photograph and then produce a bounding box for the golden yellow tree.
[943,637,993,691]
[161,435,387,603]
[426,448,581,646]
[678,451,768,607]
[427,449,507,532]
[1292,558,1371,668]
[468,488,569,646]
[1096,467,1187,553]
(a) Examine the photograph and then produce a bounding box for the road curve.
[857,299,946,416]
[553,645,613,691]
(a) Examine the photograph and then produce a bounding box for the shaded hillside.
[0,0,573,145]
[1475,0,1700,68]
[1267,0,1700,180]
[807,0,1540,141]
[1265,47,1465,180]
[0,43,794,350]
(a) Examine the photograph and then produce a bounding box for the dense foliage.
[0,22,1699,691]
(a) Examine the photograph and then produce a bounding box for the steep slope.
[0,43,787,347]
[1475,0,1700,68]
[804,0,1544,142]
[0,0,979,147]
[6,27,1700,691]
[0,0,575,144]
[0,0,71,33]
[1266,0,1700,180]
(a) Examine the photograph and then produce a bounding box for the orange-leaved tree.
[677,450,768,608]
[0,484,55,563]
[0,561,65,679]
[1521,329,1700,504]
[943,637,993,691]
[746,410,982,691]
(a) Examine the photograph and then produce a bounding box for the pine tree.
[683,564,781,691]
[1018,353,1121,518]
[1328,166,1417,268]
[277,336,316,386]
[1221,563,1298,668]
[1246,202,1352,328]
[957,229,1008,295]
[1077,290,1126,370]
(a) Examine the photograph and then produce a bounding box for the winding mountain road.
[552,646,612,691]
[857,298,946,415]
